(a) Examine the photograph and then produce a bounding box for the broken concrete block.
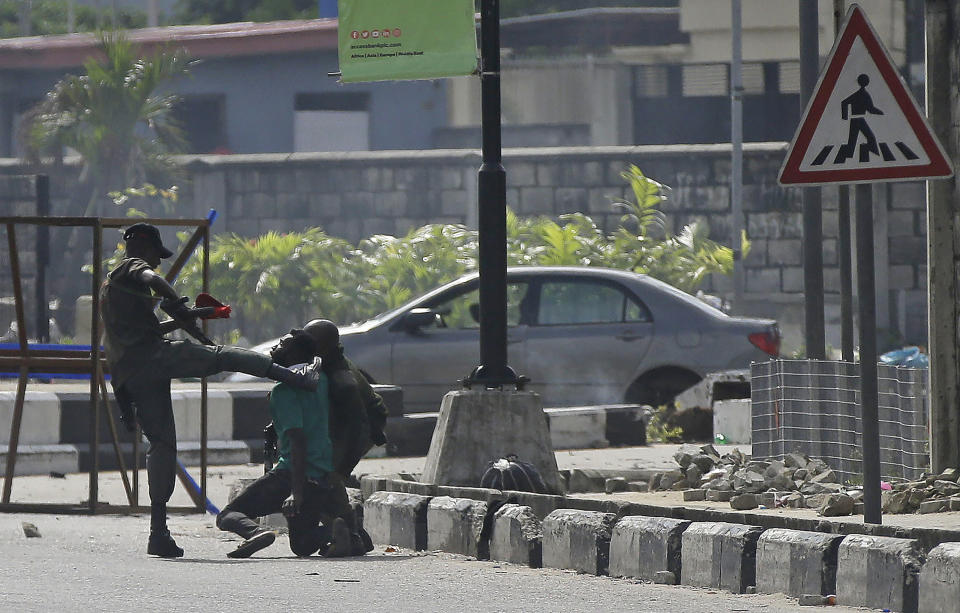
[817,494,854,517]
[542,509,616,576]
[489,503,542,568]
[681,522,764,593]
[427,496,488,558]
[836,534,922,613]
[627,481,648,492]
[756,528,844,598]
[605,477,628,494]
[706,489,733,502]
[919,499,948,514]
[683,488,706,501]
[609,516,690,582]
[654,570,676,584]
[730,493,758,510]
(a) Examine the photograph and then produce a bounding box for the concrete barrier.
[542,509,616,575]
[0,391,60,444]
[171,390,234,441]
[0,443,78,476]
[489,504,542,568]
[680,522,764,593]
[918,542,960,613]
[836,534,922,613]
[363,491,431,551]
[755,528,844,597]
[609,516,690,582]
[426,496,488,558]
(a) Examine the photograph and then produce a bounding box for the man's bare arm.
[136,269,190,334]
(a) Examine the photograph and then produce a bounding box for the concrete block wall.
[0,144,931,349]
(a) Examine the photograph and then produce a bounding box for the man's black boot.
[321,517,353,558]
[265,358,320,392]
[147,531,184,558]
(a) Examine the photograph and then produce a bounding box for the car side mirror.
[402,308,438,331]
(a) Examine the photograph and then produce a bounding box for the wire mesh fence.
[751,359,929,483]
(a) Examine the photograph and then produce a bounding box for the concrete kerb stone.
[426,496,488,559]
[609,516,691,583]
[363,491,432,551]
[489,503,543,568]
[755,528,844,598]
[680,522,764,593]
[919,542,960,613]
[542,509,617,576]
[836,534,923,613]
[500,490,565,520]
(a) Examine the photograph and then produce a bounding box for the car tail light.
[749,328,780,357]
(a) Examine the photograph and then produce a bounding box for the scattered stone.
[882,490,911,514]
[706,489,733,502]
[784,453,809,469]
[648,473,663,492]
[798,594,828,606]
[690,454,716,474]
[934,480,960,497]
[653,570,676,585]
[730,493,758,511]
[627,481,648,492]
[605,477,628,494]
[804,493,828,509]
[673,445,700,469]
[745,586,757,594]
[817,494,854,517]
[760,491,779,507]
[810,469,838,484]
[853,502,864,515]
[938,467,959,482]
[21,522,40,538]
[670,479,690,491]
[683,489,706,501]
[949,497,960,512]
[920,499,948,514]
[685,464,703,485]
[699,444,721,462]
[783,493,805,508]
[793,468,809,481]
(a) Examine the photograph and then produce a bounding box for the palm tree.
[20,30,194,216]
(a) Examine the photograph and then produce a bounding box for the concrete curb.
[919,542,960,613]
[489,504,542,568]
[755,528,844,598]
[542,509,616,576]
[609,516,690,582]
[836,534,923,613]
[426,496,488,558]
[680,521,764,593]
[363,491,431,551]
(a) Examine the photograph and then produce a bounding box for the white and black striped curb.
[353,480,960,613]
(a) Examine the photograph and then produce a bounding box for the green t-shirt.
[270,372,333,481]
[99,257,164,387]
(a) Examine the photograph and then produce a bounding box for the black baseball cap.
[123,223,174,259]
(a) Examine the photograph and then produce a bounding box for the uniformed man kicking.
[100,223,321,558]
[215,326,352,559]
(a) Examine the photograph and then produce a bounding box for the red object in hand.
[194,293,232,319]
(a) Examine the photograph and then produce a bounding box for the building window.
[173,95,227,154]
[682,64,728,97]
[293,92,370,152]
[778,61,802,94]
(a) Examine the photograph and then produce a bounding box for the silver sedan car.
[236,266,780,413]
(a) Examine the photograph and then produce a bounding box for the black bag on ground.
[480,455,548,493]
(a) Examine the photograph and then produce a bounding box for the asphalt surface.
[1,513,865,613]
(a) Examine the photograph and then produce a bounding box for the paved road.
[2,513,861,613]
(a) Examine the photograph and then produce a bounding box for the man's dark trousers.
[216,469,337,556]
[122,341,274,507]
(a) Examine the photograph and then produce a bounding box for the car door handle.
[616,332,644,342]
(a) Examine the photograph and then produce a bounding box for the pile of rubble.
[880,468,960,514]
[646,444,863,517]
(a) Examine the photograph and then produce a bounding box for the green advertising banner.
[337,0,478,83]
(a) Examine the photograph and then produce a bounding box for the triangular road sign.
[779,4,952,186]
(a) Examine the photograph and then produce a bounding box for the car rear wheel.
[624,368,702,408]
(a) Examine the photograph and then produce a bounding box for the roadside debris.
[22,522,41,538]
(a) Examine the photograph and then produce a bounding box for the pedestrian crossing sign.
[778,4,952,186]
